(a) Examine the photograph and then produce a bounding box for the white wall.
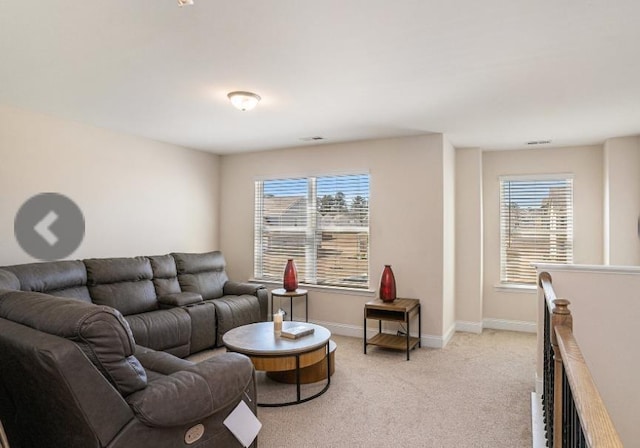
[219,135,453,346]
[603,136,640,265]
[482,146,603,326]
[455,148,483,332]
[0,105,220,265]
[536,265,640,447]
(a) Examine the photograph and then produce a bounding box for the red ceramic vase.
[379,265,396,302]
[283,259,298,292]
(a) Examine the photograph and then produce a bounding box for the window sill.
[493,283,537,294]
[249,278,375,297]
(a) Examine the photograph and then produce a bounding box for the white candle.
[274,311,283,336]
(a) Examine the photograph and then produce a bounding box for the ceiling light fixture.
[227,91,261,111]
[177,0,194,6]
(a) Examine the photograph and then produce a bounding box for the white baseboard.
[310,318,448,349]
[483,318,536,333]
[293,317,534,350]
[441,322,456,348]
[535,374,543,395]
[308,319,364,339]
[455,320,483,334]
[531,392,546,448]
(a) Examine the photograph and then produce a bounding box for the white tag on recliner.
[223,400,262,447]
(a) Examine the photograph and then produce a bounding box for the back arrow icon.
[34,211,59,246]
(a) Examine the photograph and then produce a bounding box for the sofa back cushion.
[3,261,91,302]
[85,257,158,316]
[0,290,147,396]
[148,255,181,296]
[172,251,229,300]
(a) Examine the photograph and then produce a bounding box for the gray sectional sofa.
[0,251,266,448]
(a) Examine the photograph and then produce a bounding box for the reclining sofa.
[0,251,267,448]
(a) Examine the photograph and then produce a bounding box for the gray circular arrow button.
[15,193,85,261]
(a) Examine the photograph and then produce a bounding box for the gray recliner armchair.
[0,289,256,448]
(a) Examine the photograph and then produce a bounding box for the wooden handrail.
[0,419,8,448]
[539,272,623,447]
[539,271,557,312]
[555,326,623,447]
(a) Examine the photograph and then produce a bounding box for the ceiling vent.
[526,140,552,145]
[299,136,325,142]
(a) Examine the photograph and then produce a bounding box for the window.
[500,176,573,285]
[254,174,370,289]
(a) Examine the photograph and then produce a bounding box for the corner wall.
[219,135,452,346]
[0,105,220,265]
[442,137,456,337]
[603,136,640,265]
[455,148,483,332]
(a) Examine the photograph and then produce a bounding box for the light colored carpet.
[197,329,536,448]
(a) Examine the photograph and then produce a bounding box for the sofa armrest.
[223,281,264,296]
[126,352,254,427]
[157,292,203,307]
[0,269,19,291]
[135,345,194,375]
[223,282,268,321]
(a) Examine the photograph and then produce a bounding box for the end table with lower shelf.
[364,298,421,361]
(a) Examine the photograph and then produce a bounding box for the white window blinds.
[255,174,370,289]
[500,177,573,285]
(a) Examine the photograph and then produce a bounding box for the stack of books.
[280,325,314,339]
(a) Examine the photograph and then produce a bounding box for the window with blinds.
[254,174,370,289]
[500,176,573,285]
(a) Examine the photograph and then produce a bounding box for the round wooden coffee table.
[223,321,332,407]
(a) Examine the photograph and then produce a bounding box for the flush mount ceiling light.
[227,91,261,111]
[177,0,194,6]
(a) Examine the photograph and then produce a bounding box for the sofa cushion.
[90,281,158,316]
[157,292,202,307]
[86,257,153,284]
[148,255,181,296]
[172,251,229,300]
[0,269,19,291]
[3,261,91,302]
[85,257,158,315]
[0,290,147,396]
[210,295,261,347]
[125,308,191,357]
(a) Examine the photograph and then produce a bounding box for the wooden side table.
[271,288,309,322]
[364,298,421,361]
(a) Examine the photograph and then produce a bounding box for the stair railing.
[539,272,622,447]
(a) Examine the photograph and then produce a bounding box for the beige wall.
[603,136,640,265]
[454,148,483,331]
[0,105,220,265]
[535,265,640,447]
[482,146,604,324]
[220,135,452,345]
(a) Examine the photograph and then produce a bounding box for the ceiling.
[1,1,639,154]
